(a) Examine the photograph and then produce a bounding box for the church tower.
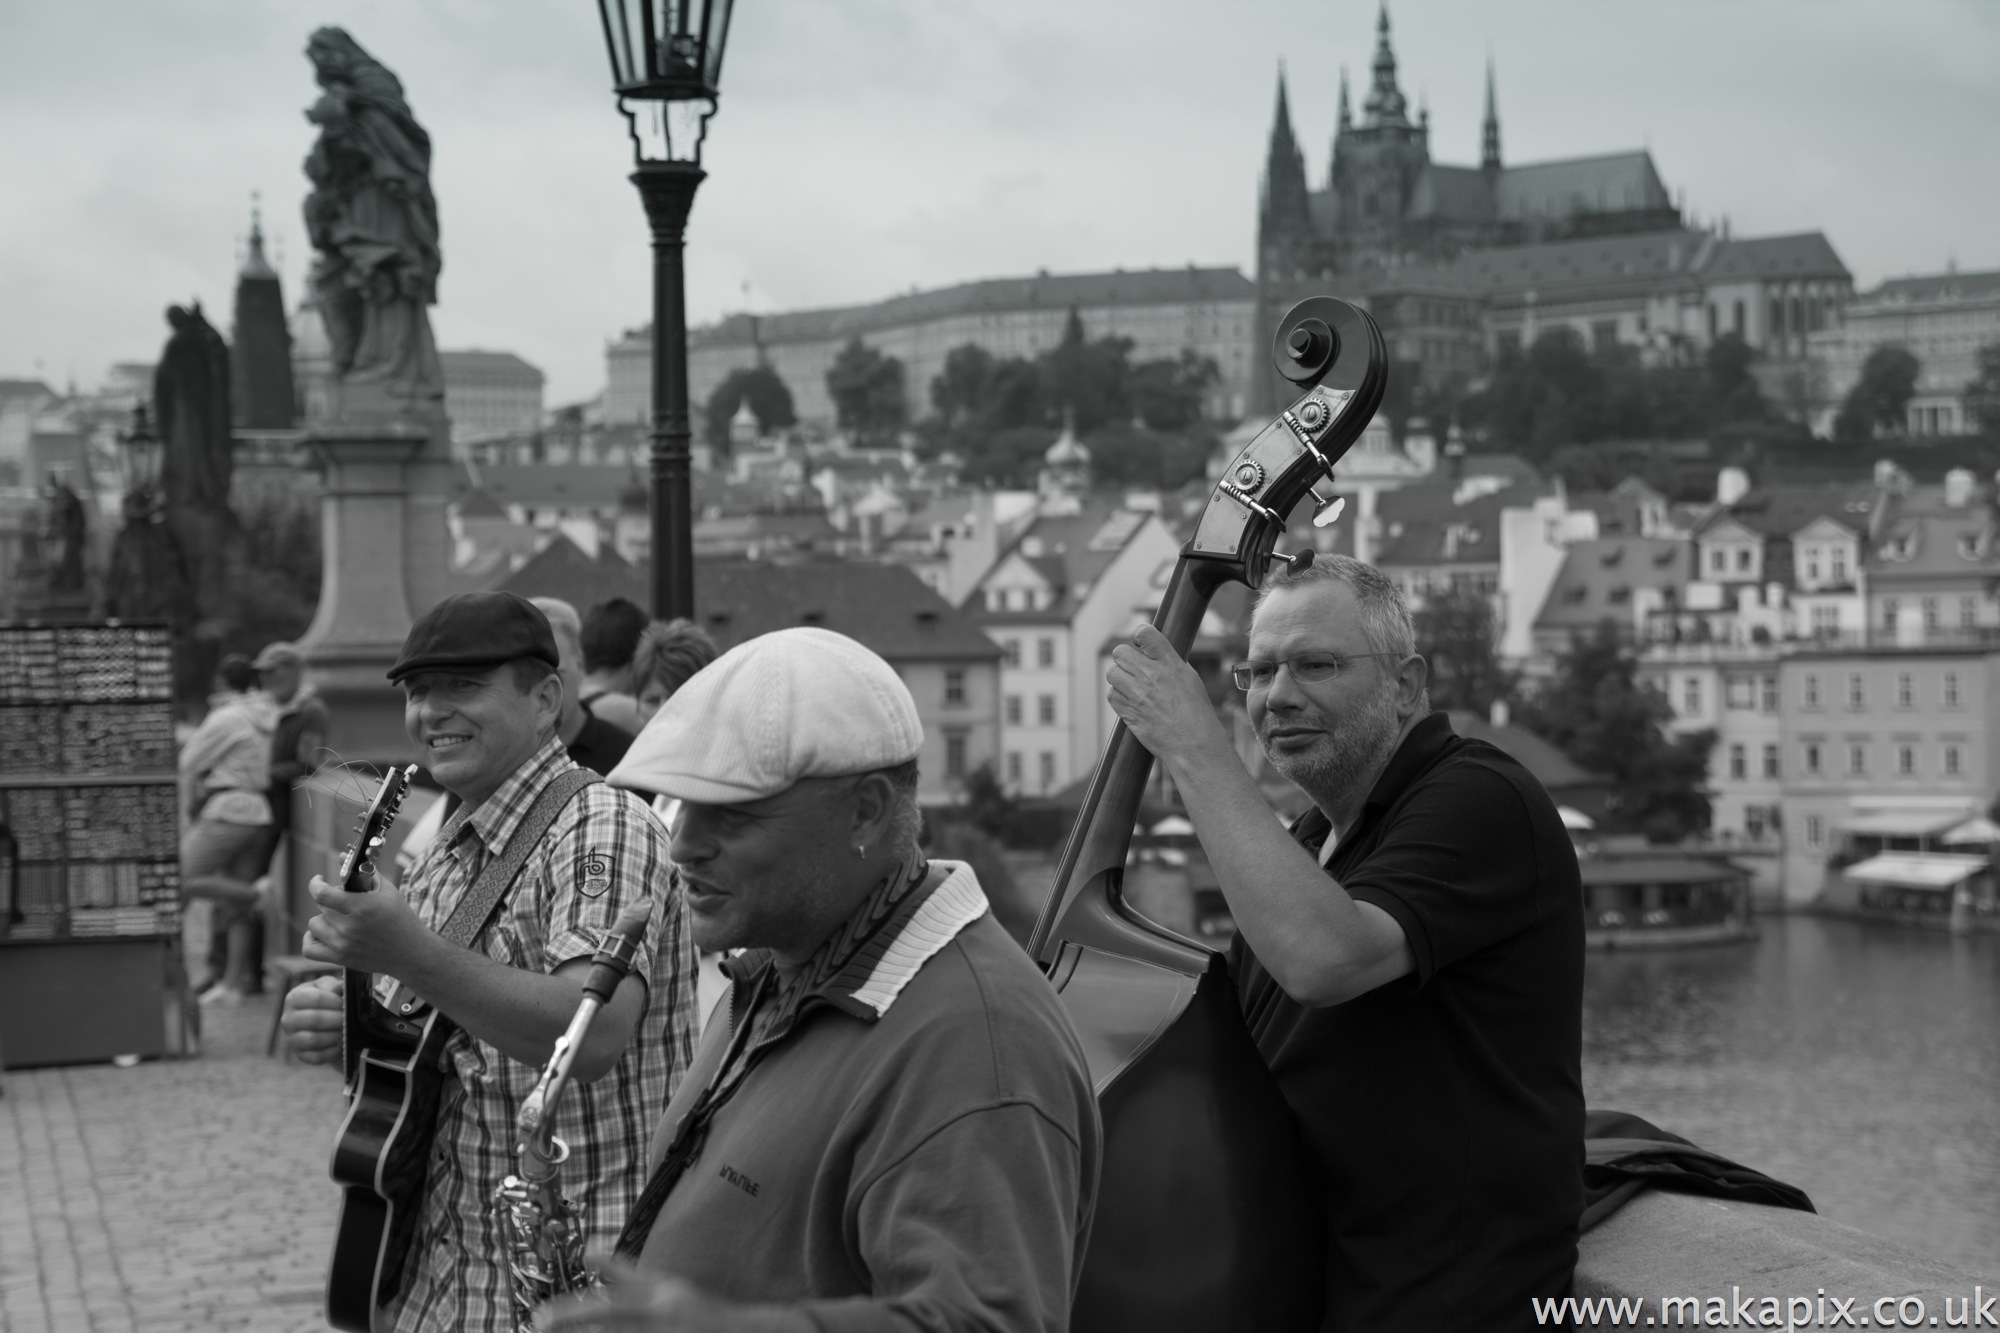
[1328,2,1432,268]
[1481,56,1502,175]
[230,198,297,429]
[1257,67,1314,281]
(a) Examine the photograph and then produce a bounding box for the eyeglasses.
[1231,652,1399,692]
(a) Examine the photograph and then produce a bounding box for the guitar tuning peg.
[1310,491,1347,529]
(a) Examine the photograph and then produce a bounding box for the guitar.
[1029,296,1388,1332]
[323,764,444,1333]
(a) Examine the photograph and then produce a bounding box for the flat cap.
[388,592,560,684]
[252,640,303,670]
[609,627,922,804]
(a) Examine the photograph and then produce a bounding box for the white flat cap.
[608,626,923,804]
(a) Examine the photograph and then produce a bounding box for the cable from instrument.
[493,901,653,1331]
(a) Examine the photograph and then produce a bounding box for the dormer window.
[1882,535,1914,561]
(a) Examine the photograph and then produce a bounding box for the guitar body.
[1031,297,1388,1332]
[326,993,455,1333]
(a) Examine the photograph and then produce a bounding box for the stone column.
[298,423,428,763]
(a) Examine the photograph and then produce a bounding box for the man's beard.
[1260,682,1403,815]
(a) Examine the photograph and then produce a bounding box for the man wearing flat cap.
[280,592,698,1333]
[540,627,1101,1333]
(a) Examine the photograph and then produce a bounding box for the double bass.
[1029,296,1388,1332]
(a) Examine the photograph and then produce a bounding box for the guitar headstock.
[1188,297,1388,588]
[337,765,417,893]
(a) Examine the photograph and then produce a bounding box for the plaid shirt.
[382,739,696,1333]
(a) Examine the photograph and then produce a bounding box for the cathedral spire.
[1258,64,1313,277]
[1338,67,1352,131]
[1363,1,1409,127]
[1481,54,1501,173]
[239,191,277,281]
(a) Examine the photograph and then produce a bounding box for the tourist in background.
[179,653,277,1002]
[533,597,636,774]
[630,618,719,728]
[580,597,649,735]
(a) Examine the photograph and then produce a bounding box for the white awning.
[1148,815,1196,837]
[1835,811,1969,838]
[1558,806,1596,831]
[1843,852,1988,890]
[1941,817,2000,845]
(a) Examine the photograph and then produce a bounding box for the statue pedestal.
[298,423,429,764]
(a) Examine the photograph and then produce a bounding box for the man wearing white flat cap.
[542,627,1101,1333]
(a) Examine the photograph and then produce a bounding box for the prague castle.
[1252,6,1852,415]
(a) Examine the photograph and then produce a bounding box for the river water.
[1583,914,2000,1273]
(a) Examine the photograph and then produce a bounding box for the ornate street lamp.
[595,0,737,619]
[119,404,165,520]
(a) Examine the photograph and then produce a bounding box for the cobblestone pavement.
[1,993,347,1332]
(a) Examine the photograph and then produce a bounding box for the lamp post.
[118,404,165,521]
[595,0,736,620]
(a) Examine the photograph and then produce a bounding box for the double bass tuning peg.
[1310,490,1346,529]
[1272,548,1315,574]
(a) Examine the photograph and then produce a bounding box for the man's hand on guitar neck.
[303,872,430,980]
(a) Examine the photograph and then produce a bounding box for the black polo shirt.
[566,700,634,778]
[1228,711,1584,1332]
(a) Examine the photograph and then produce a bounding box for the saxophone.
[494,901,653,1330]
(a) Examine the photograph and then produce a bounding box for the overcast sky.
[2,0,1996,406]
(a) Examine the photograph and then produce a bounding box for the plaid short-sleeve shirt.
[382,738,696,1333]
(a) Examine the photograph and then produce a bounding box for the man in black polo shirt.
[1106,553,1583,1331]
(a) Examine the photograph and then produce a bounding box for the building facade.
[1810,269,2000,437]
[606,266,1258,432]
[439,351,545,445]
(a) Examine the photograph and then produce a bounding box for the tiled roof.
[1444,710,1609,791]
[1420,227,1712,300]
[1374,482,1549,568]
[440,349,544,382]
[1695,482,1876,540]
[498,542,999,663]
[972,502,1156,621]
[0,379,56,401]
[1701,232,1850,282]
[1494,151,1671,221]
[1858,269,2000,307]
[463,464,637,508]
[1534,536,1691,631]
[454,487,508,520]
[690,266,1255,349]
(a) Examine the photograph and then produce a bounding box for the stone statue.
[301,27,444,412]
[155,303,234,513]
[37,473,88,595]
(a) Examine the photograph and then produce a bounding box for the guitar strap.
[380,767,600,1019]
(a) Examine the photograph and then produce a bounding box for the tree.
[1039,308,1132,435]
[825,338,907,441]
[1130,351,1219,432]
[1084,425,1213,491]
[1515,622,1715,842]
[1833,345,1920,444]
[702,364,797,451]
[1413,585,1514,714]
[930,344,997,427]
[1964,342,2000,438]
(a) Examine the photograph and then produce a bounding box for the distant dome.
[1044,415,1089,466]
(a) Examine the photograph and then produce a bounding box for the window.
[1037,637,1055,668]
[1848,674,1865,709]
[1709,548,1727,574]
[1682,677,1702,715]
[1728,744,1746,780]
[1923,597,1939,631]
[1848,743,1866,776]
[1945,745,1962,777]
[1881,597,1898,630]
[1006,751,1022,785]
[1736,547,1752,572]
[1830,547,1848,582]
[1592,320,1617,352]
[1762,676,1780,712]
[1038,751,1056,792]
[1962,596,1978,629]
[944,669,966,707]
[1805,550,1822,583]
[1896,672,1913,708]
[1896,744,1915,777]
[1002,638,1021,667]
[1805,742,1822,775]
[1945,672,1961,708]
[945,731,967,779]
[1038,694,1057,725]
[1004,695,1022,725]
[1811,603,1839,635]
[1726,677,1755,710]
[1806,815,1824,849]
[1803,673,1820,708]
[1762,744,1780,779]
